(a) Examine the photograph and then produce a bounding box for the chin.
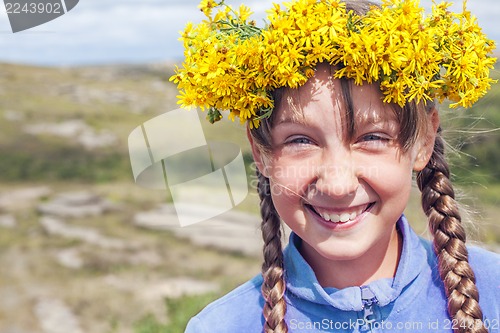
[314,241,370,261]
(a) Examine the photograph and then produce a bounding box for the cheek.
[268,164,313,223]
[270,184,307,231]
[268,160,317,195]
[367,159,414,199]
[356,149,412,181]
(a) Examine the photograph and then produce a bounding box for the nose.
[312,148,359,198]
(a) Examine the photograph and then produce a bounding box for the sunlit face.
[254,64,430,278]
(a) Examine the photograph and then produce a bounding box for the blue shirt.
[185,216,500,332]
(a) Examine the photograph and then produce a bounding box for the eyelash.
[287,136,313,145]
[360,133,388,142]
[283,133,391,147]
[356,133,393,151]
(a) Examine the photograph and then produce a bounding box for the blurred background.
[0,1,499,333]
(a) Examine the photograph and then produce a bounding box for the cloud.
[0,0,207,65]
[0,0,498,66]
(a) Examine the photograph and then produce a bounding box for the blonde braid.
[417,129,488,333]
[257,169,288,333]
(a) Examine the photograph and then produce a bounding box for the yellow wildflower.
[171,0,497,127]
[198,0,217,17]
[237,4,252,22]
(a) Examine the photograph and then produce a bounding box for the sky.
[0,0,499,66]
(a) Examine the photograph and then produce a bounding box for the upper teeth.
[317,207,366,223]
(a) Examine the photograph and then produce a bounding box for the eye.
[286,136,313,145]
[360,133,387,142]
[355,132,392,150]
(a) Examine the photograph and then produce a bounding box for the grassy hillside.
[1,62,498,183]
[441,73,500,189]
[0,62,498,333]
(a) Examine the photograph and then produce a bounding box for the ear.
[413,107,440,172]
[246,127,270,177]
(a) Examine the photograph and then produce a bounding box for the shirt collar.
[283,215,427,311]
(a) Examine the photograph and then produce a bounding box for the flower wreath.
[170,0,497,128]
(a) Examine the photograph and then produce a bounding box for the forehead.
[274,68,396,127]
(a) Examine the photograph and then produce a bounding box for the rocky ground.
[0,62,265,333]
[0,62,497,333]
[2,184,497,333]
[0,185,264,333]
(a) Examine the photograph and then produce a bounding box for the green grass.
[0,180,261,333]
[0,62,498,333]
[133,293,221,333]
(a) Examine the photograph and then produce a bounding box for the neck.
[300,226,403,289]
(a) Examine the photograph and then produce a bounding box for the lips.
[307,203,374,223]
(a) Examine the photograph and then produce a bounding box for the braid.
[257,169,288,333]
[417,129,488,333]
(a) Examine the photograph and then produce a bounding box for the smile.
[308,203,374,223]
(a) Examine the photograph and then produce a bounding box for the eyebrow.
[274,110,396,127]
[354,106,398,127]
[274,116,309,127]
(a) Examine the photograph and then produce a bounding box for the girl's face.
[251,64,434,283]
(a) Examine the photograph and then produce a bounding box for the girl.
[172,0,500,332]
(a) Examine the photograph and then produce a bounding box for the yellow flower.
[172,0,497,127]
[198,0,218,17]
[237,4,252,22]
[213,6,231,23]
[317,1,347,40]
[305,36,334,66]
[177,90,196,109]
[277,66,308,88]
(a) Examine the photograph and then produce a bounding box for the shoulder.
[418,236,500,267]
[467,246,500,320]
[418,237,500,315]
[418,237,500,279]
[184,274,265,333]
[467,245,500,286]
[467,244,500,265]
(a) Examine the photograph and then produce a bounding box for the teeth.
[339,213,350,222]
[314,204,369,223]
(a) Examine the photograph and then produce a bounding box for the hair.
[416,130,488,333]
[249,3,488,333]
[257,168,288,332]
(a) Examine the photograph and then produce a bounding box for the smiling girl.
[254,65,427,290]
[171,0,500,332]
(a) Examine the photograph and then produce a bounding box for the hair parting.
[417,128,488,333]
